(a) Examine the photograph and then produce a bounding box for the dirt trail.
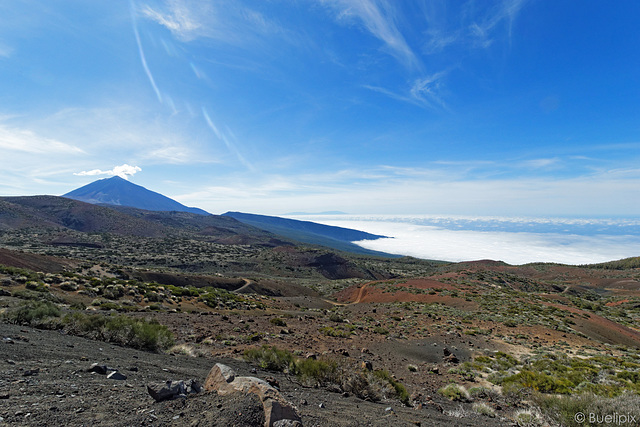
[353,282,370,304]
[232,278,254,293]
[322,282,372,306]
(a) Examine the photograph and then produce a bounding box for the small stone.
[188,379,202,394]
[265,376,279,389]
[87,364,108,375]
[273,420,303,427]
[6,360,15,365]
[106,371,127,381]
[147,380,188,402]
[23,369,40,377]
[319,402,325,408]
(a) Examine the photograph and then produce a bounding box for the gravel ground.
[0,323,512,426]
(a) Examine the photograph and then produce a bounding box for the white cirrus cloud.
[321,0,418,69]
[0,123,85,154]
[140,0,207,42]
[139,0,284,46]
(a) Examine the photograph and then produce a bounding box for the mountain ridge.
[63,176,210,216]
[222,211,396,257]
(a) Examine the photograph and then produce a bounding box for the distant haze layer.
[285,215,640,265]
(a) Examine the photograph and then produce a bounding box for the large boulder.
[204,363,302,427]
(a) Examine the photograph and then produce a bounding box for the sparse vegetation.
[319,326,351,338]
[243,345,296,372]
[472,402,496,417]
[3,300,61,326]
[243,345,411,406]
[3,299,174,352]
[270,317,287,327]
[2,207,640,425]
[437,384,470,402]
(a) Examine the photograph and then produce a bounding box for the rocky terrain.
[1,198,640,426]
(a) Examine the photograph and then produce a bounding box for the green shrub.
[328,312,345,323]
[12,289,60,302]
[372,369,411,406]
[469,386,500,400]
[512,408,544,427]
[472,402,496,417]
[25,281,48,292]
[199,288,245,308]
[342,372,381,402]
[4,300,61,325]
[243,346,412,406]
[99,302,122,311]
[474,351,518,371]
[295,357,340,386]
[533,392,640,427]
[501,369,572,394]
[244,345,296,372]
[319,326,350,338]
[59,282,78,291]
[270,317,287,327]
[437,383,470,402]
[62,312,174,352]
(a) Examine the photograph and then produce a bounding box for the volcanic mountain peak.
[63,176,210,216]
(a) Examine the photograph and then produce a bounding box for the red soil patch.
[0,248,78,273]
[541,300,640,347]
[399,278,458,290]
[334,278,478,310]
[605,299,630,307]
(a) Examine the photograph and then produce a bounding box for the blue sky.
[1,0,639,216]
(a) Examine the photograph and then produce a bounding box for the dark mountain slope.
[223,212,385,242]
[0,199,62,230]
[0,247,79,273]
[0,196,168,237]
[106,205,292,246]
[0,196,291,247]
[63,176,209,215]
[222,212,396,257]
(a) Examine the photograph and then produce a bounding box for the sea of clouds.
[285,214,640,265]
